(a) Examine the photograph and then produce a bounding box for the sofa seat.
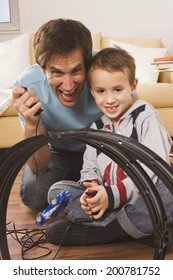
[0,102,22,148]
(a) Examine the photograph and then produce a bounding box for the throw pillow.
[0,33,30,88]
[0,89,12,115]
[110,39,167,84]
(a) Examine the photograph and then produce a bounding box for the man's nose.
[63,75,74,91]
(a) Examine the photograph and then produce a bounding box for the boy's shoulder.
[130,99,155,114]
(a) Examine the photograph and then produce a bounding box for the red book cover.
[153,56,173,62]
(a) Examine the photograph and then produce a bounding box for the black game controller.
[23,87,43,116]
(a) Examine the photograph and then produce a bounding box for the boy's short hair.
[88,46,136,86]
[34,18,92,70]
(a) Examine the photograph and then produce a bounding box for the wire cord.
[6,221,71,260]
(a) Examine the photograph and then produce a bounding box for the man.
[13,19,102,212]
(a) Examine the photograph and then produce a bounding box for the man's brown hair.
[34,18,93,70]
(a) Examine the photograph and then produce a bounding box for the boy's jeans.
[48,180,173,238]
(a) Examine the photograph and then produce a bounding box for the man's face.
[45,49,86,107]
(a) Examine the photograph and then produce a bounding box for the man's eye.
[51,71,61,78]
[52,70,60,75]
[73,68,82,74]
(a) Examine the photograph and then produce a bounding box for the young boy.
[45,47,173,246]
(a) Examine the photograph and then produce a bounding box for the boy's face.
[45,49,86,107]
[90,68,138,123]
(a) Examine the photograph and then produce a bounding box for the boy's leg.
[45,180,173,246]
[45,218,130,246]
[46,182,130,246]
[124,180,173,236]
[20,149,83,212]
[48,181,93,223]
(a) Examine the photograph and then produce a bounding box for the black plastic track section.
[0,129,173,259]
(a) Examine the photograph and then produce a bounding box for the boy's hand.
[80,182,109,219]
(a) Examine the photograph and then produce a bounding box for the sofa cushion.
[109,39,167,84]
[0,33,31,88]
[0,89,12,115]
[92,32,102,50]
[101,36,165,49]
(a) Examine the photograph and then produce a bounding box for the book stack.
[151,56,173,72]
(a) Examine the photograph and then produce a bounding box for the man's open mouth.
[59,88,78,100]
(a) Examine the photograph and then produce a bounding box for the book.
[151,56,173,70]
[153,56,173,62]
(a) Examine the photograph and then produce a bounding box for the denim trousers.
[122,180,173,237]
[19,148,84,212]
[48,180,173,238]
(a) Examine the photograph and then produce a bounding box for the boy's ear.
[131,78,138,92]
[90,88,95,97]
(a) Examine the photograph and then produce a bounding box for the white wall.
[3,0,173,54]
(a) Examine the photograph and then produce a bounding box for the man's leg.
[20,149,84,212]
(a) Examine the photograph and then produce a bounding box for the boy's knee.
[48,180,80,203]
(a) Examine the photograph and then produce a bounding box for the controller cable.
[6,220,71,260]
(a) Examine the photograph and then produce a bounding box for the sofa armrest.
[137,83,173,107]
[137,83,173,137]
[158,71,173,83]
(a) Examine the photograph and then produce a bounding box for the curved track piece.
[0,130,172,259]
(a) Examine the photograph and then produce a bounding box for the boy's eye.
[96,89,105,94]
[115,87,122,92]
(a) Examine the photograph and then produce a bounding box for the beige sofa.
[0,33,173,148]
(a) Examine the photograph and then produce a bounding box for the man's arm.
[13,86,51,173]
[23,125,51,173]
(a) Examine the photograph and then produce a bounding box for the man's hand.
[12,86,50,173]
[13,86,42,126]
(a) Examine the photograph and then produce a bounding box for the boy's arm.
[110,107,172,210]
[80,144,103,185]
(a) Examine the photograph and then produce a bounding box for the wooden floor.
[4,162,173,260]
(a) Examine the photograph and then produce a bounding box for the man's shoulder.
[14,64,45,88]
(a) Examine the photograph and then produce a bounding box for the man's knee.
[20,166,50,212]
[20,180,48,212]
